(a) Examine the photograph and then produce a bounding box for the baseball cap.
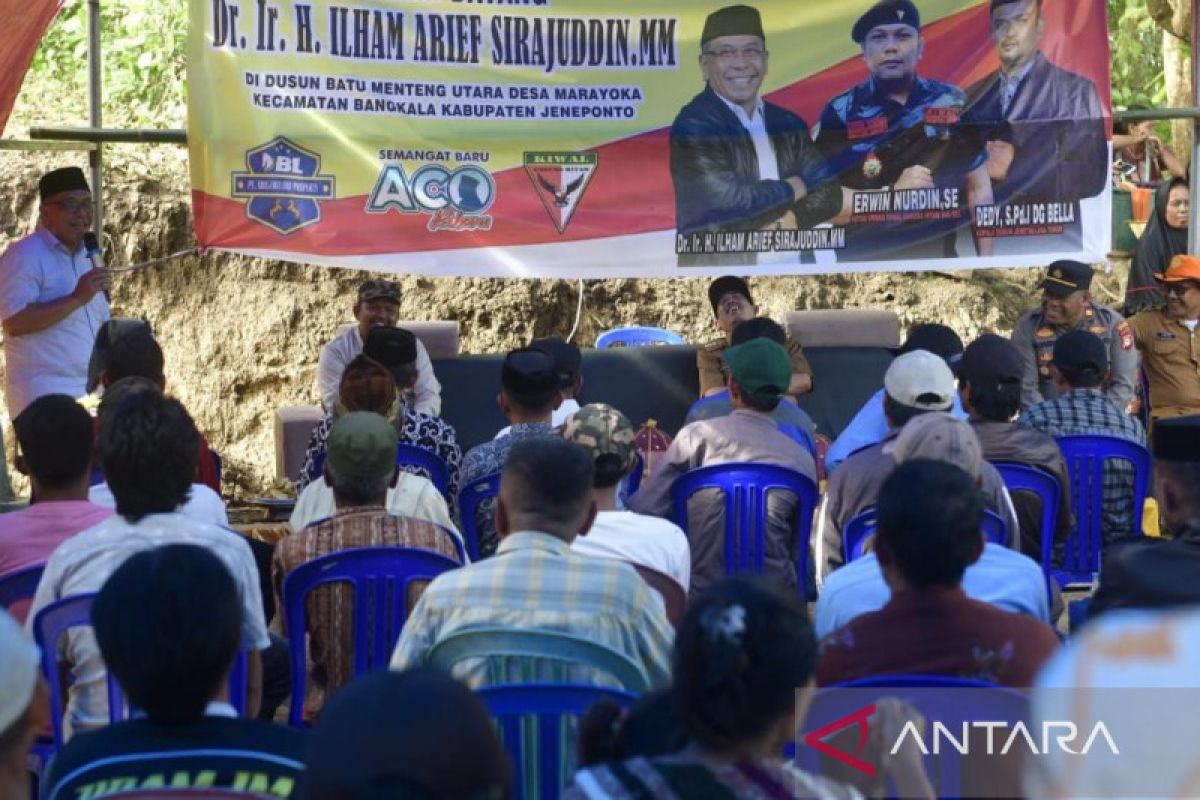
[708,275,753,316]
[1156,254,1200,284]
[1040,260,1094,297]
[560,403,638,473]
[895,323,964,365]
[325,412,396,481]
[39,166,89,200]
[500,348,559,396]
[885,411,984,479]
[723,338,792,404]
[531,337,582,389]
[0,609,40,733]
[958,334,1023,387]
[357,280,401,304]
[701,5,765,46]
[363,327,419,385]
[852,0,920,44]
[884,350,956,411]
[1152,415,1200,461]
[1052,330,1108,373]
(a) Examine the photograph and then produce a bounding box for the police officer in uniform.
[813,0,994,261]
[1010,260,1137,411]
[697,276,812,397]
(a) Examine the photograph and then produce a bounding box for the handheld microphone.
[82,232,110,303]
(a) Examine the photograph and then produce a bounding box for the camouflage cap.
[560,403,637,472]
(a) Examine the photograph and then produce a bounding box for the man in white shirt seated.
[315,280,441,415]
[816,411,1050,637]
[561,403,691,593]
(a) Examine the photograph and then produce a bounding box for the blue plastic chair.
[0,564,44,610]
[311,442,451,497]
[625,452,645,496]
[478,683,637,800]
[795,674,1027,798]
[843,507,1009,563]
[1054,434,1151,587]
[595,326,685,348]
[457,472,501,561]
[282,546,462,726]
[426,626,650,692]
[31,593,249,749]
[993,462,1061,599]
[670,463,818,598]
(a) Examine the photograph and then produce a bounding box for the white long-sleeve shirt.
[315,325,441,415]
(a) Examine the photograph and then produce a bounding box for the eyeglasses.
[1164,282,1199,296]
[43,198,94,214]
[703,46,767,62]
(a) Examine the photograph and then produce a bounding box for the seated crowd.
[1,262,1199,800]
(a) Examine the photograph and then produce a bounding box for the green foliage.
[23,0,186,128]
[1108,0,1170,111]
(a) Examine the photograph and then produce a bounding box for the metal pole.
[88,0,103,237]
[1190,0,1200,253]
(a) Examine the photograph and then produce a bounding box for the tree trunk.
[1148,0,1189,39]
[1164,27,1193,162]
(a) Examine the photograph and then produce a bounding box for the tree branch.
[1148,0,1190,41]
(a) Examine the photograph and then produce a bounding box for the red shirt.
[816,586,1059,688]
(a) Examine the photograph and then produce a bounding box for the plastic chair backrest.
[0,564,44,609]
[594,326,685,348]
[311,443,451,496]
[843,507,1009,562]
[426,626,650,692]
[1054,434,1151,586]
[629,564,686,627]
[993,462,1060,597]
[669,462,818,598]
[282,546,462,726]
[625,452,645,496]
[478,683,637,800]
[31,593,249,748]
[457,472,501,561]
[796,675,1027,796]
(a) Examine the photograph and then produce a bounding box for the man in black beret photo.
[669,4,844,266]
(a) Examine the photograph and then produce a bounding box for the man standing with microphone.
[0,167,111,418]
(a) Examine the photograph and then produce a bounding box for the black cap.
[958,333,1023,386]
[1152,415,1200,462]
[708,275,753,317]
[701,5,765,46]
[501,347,559,396]
[1052,330,1108,373]
[363,327,418,387]
[852,0,921,44]
[895,323,964,364]
[531,337,582,389]
[39,167,89,201]
[1040,260,1094,298]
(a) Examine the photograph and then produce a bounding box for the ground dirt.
[0,147,1131,499]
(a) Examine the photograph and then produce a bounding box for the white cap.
[885,411,984,479]
[883,350,956,411]
[0,609,40,733]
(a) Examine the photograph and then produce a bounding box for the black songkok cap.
[501,347,559,395]
[363,327,419,389]
[530,337,582,389]
[852,0,921,44]
[701,5,765,47]
[1151,415,1200,462]
[38,167,89,201]
[1052,330,1108,373]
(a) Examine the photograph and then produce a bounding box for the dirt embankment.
[0,148,1128,497]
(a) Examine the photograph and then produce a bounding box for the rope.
[566,278,585,343]
[106,247,199,274]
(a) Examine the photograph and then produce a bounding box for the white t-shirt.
[571,510,691,592]
[1183,319,1197,332]
[315,325,441,415]
[88,482,228,528]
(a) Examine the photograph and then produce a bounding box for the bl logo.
[231,137,336,235]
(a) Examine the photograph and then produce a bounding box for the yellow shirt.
[696,336,812,395]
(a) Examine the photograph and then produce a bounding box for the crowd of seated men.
[1,258,1199,799]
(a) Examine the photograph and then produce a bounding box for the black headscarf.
[1127,177,1189,315]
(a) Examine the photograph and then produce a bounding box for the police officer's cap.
[708,275,753,316]
[1040,260,1094,297]
[701,5,765,47]
[1152,415,1200,462]
[852,0,921,44]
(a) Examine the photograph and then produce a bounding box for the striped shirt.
[390,531,673,689]
[1019,388,1146,542]
[273,506,461,715]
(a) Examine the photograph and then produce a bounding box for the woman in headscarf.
[1127,177,1189,315]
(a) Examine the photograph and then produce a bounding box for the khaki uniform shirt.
[1010,302,1137,411]
[1128,309,1200,420]
[697,336,812,396]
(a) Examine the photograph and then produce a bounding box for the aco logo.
[365,163,495,232]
